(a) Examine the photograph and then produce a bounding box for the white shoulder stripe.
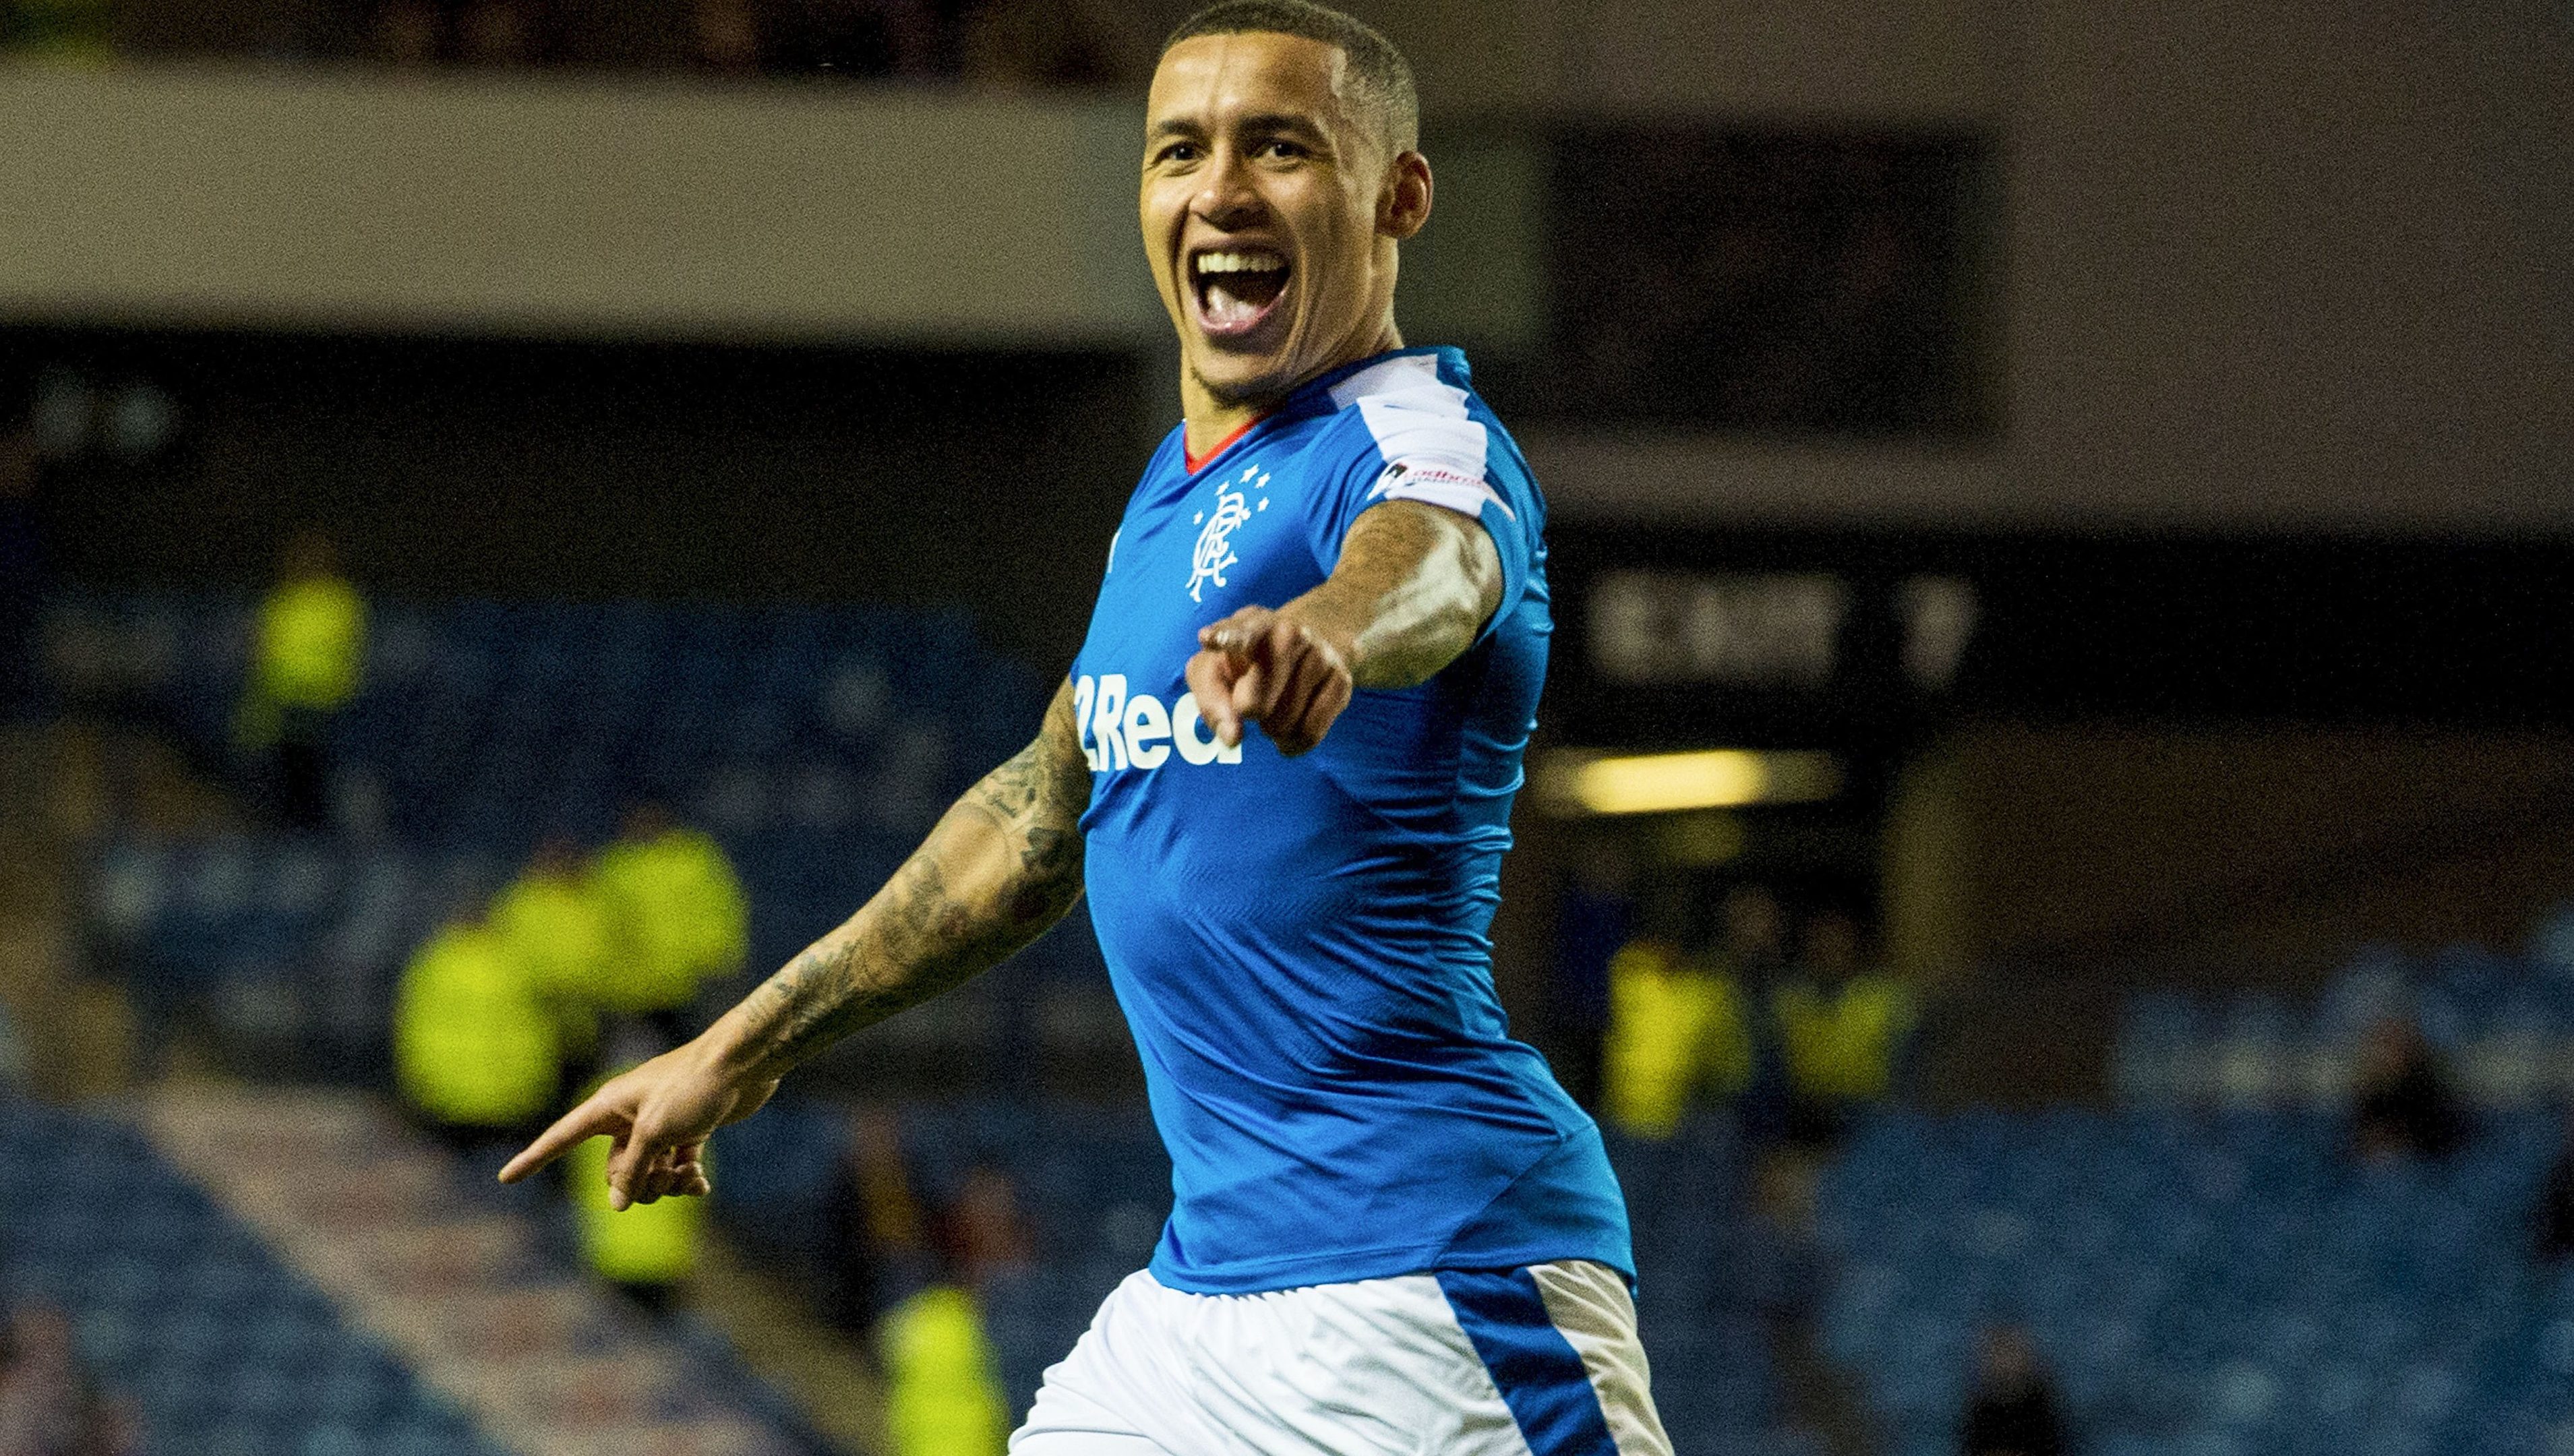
[1326,351,1455,411]
[1331,353,1506,520]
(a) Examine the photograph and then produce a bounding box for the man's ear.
[1381,150,1433,241]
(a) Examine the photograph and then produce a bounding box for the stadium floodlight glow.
[1536,748,1844,816]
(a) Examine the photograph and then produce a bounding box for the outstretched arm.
[499,678,1091,1206]
[1186,499,1503,756]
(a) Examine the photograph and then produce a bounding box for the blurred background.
[1,3,2570,1455]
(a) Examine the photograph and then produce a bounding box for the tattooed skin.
[730,677,1090,1078]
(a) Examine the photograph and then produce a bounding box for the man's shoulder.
[1286,351,1494,489]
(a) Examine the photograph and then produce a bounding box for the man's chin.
[1187,353,1300,411]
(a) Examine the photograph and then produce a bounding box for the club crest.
[1187,464,1270,603]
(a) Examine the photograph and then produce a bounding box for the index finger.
[497,1097,625,1183]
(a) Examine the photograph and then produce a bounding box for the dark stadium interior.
[3,3,2571,1456]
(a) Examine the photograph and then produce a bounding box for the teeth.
[1195,249,1286,276]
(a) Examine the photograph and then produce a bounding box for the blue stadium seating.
[2114,934,2574,1111]
[1817,1105,2571,1456]
[0,1101,514,1456]
[57,592,1112,1074]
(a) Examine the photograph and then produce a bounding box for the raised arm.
[1187,499,1503,756]
[499,679,1091,1206]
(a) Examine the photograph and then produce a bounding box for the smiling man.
[498,3,1667,1451]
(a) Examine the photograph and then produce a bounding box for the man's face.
[1141,32,1419,408]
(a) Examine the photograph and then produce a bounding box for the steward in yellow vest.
[568,1059,702,1313]
[394,913,560,1135]
[237,534,367,741]
[1772,914,1916,1143]
[235,532,367,829]
[880,1285,1009,1456]
[1600,938,1755,1140]
[490,838,615,1075]
[590,806,748,1018]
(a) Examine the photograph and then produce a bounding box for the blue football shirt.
[1070,346,1633,1294]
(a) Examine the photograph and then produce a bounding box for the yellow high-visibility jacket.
[1775,973,1917,1103]
[253,575,367,711]
[880,1285,1009,1456]
[568,1111,702,1285]
[1601,940,1754,1139]
[392,921,558,1128]
[589,827,748,1012]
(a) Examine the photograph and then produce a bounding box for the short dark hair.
[1160,1,1420,156]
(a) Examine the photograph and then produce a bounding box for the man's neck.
[1180,320,1405,460]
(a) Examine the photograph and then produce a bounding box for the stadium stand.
[2112,930,2574,1111]
[54,594,1099,1076]
[0,1097,513,1456]
[142,1087,828,1456]
[1816,1105,2571,1456]
[45,593,1816,1453]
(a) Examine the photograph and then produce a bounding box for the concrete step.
[143,1087,860,1456]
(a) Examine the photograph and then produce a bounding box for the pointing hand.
[1185,605,1355,758]
[497,1039,776,1210]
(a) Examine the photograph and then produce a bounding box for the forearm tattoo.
[735,679,1089,1074]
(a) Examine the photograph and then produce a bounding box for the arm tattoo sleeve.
[725,677,1090,1077]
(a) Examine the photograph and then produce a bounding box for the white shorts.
[1010,1260,1673,1456]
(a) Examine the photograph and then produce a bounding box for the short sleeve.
[1305,381,1538,643]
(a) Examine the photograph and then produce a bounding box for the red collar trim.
[1183,416,1262,475]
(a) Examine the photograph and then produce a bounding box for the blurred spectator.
[569,1029,703,1315]
[878,1283,1008,1456]
[1551,839,1636,1109]
[1714,883,1789,988]
[592,801,748,1040]
[490,835,615,1089]
[824,1104,934,1333]
[393,899,562,1149]
[0,0,112,63]
[878,1161,1027,1456]
[0,1302,138,1456]
[1772,911,1915,1147]
[942,1163,1033,1282]
[1600,881,1754,1139]
[0,425,39,723]
[2348,1013,2465,1164]
[235,529,367,830]
[2535,1108,2574,1263]
[1958,1325,2068,1456]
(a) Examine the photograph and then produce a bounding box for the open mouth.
[1190,247,1290,338]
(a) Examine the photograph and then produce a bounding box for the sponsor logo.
[1187,463,1271,602]
[1073,674,1243,771]
[1367,458,1516,519]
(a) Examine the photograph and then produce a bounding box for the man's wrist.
[1280,600,1363,684]
[697,1006,789,1084]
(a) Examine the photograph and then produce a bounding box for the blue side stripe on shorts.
[1435,1267,1621,1456]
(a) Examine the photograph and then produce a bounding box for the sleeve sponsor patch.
[1366,459,1517,522]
